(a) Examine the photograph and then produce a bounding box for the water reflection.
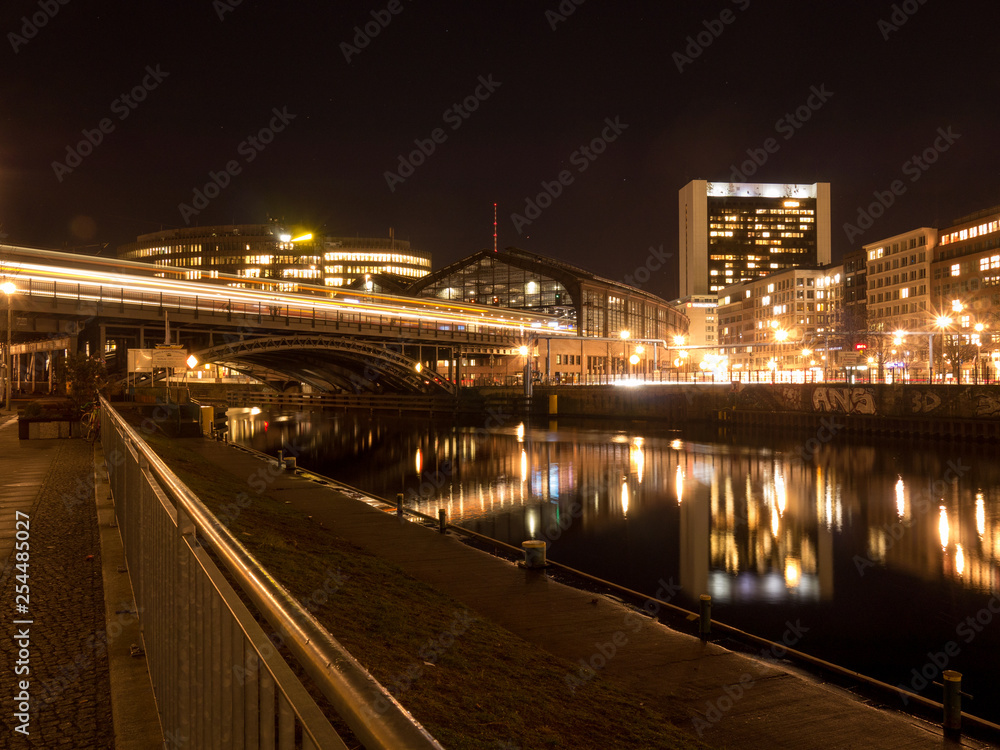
[228,407,1000,719]
[228,408,1000,602]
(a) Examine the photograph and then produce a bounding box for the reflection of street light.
[2,281,15,412]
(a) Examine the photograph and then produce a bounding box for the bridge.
[0,244,572,394]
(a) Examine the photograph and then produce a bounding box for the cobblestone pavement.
[0,426,115,748]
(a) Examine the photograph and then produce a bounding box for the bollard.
[699,595,711,640]
[277,449,283,465]
[396,493,404,517]
[283,456,296,471]
[438,508,447,533]
[521,540,547,569]
[942,670,962,736]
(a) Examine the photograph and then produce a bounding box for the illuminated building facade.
[118,224,430,291]
[671,295,717,348]
[679,180,832,297]
[408,247,687,384]
[931,205,1000,381]
[717,264,843,380]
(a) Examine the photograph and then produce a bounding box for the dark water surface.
[227,407,1000,723]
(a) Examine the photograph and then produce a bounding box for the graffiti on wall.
[910,391,942,414]
[812,387,876,415]
[975,392,1000,417]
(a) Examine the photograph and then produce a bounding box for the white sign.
[151,349,189,368]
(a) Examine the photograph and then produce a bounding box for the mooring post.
[396,493,404,517]
[699,594,712,640]
[943,670,962,737]
[438,509,447,533]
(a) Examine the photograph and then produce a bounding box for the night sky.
[2,0,997,300]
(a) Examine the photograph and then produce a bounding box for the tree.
[56,352,107,409]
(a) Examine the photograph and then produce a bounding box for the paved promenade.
[193,435,998,749]
[0,407,160,749]
[0,411,115,748]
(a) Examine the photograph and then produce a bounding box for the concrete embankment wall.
[522,384,1000,440]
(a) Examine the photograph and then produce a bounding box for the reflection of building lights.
[520,449,528,483]
[956,543,965,577]
[516,422,525,442]
[784,559,801,588]
[621,478,629,517]
[415,448,422,474]
[977,492,985,538]
[675,465,684,504]
[771,505,780,537]
[527,508,537,538]
[775,472,786,516]
[895,477,905,518]
[630,438,645,483]
[939,505,949,549]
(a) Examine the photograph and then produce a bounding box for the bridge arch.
[195,335,454,395]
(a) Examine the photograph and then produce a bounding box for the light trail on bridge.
[0,243,577,336]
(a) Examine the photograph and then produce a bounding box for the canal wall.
[523,384,1000,440]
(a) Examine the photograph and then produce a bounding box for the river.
[226,406,1000,723]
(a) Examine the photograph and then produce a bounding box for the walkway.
[0,407,160,748]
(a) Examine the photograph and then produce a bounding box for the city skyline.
[2,0,999,301]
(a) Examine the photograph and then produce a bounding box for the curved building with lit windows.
[117,224,431,290]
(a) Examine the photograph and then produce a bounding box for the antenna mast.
[493,202,497,253]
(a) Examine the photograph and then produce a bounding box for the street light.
[1,281,15,412]
[934,315,953,383]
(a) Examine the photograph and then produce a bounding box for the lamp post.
[1,281,15,412]
[974,322,986,384]
[934,315,952,384]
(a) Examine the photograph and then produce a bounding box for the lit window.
[951,264,960,277]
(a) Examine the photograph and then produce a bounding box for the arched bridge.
[196,334,455,394]
[1,244,572,394]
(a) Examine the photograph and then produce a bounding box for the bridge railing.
[99,397,444,750]
[12,274,565,342]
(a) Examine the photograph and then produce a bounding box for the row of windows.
[940,220,1000,246]
[323,252,430,266]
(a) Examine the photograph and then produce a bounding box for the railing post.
[396,493,404,517]
[438,509,447,533]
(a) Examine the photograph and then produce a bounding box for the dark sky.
[1,0,997,300]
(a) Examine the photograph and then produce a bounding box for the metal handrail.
[101,397,444,750]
